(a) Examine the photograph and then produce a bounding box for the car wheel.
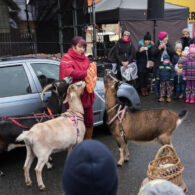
[118,97,132,107]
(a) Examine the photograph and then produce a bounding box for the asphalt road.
[0,94,195,195]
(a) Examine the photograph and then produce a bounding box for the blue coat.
[156,63,174,81]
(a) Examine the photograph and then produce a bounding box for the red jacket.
[59,48,95,108]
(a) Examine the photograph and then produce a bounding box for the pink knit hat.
[158,32,168,40]
[189,44,195,54]
[182,28,190,34]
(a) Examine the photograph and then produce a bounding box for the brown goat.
[103,69,188,166]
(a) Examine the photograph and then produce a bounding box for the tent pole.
[118,22,121,38]
[92,0,97,60]
[73,0,78,36]
[57,0,64,57]
[153,20,157,43]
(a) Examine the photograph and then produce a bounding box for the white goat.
[16,81,86,190]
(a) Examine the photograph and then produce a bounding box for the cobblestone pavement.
[0,94,194,195]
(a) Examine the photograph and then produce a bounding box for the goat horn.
[41,84,53,101]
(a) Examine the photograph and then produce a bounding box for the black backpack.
[108,43,117,63]
[108,41,132,63]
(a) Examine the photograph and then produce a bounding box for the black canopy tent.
[0,0,88,56]
[94,0,189,48]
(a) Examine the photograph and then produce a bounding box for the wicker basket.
[147,145,184,186]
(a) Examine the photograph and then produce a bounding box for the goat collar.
[107,105,128,125]
[66,109,84,118]
[107,104,119,113]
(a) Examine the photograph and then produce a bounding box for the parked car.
[0,56,140,126]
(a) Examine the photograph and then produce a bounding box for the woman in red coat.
[59,36,95,139]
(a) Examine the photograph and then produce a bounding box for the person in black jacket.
[152,31,175,98]
[180,28,192,50]
[115,31,134,80]
[136,32,154,96]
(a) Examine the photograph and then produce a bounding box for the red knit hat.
[158,32,168,40]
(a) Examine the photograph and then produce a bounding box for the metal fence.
[0,30,37,56]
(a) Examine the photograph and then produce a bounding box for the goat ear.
[53,82,61,89]
[63,95,69,104]
[63,92,75,104]
[119,81,123,86]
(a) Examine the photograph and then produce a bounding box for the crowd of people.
[114,28,195,103]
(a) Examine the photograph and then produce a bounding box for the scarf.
[68,48,86,62]
[176,51,181,56]
[121,37,130,43]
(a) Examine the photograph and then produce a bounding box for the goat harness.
[107,104,128,142]
[62,111,84,143]
[0,107,56,129]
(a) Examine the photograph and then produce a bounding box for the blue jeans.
[175,82,186,98]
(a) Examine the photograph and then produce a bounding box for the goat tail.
[179,109,188,119]
[176,109,188,128]
[16,131,32,145]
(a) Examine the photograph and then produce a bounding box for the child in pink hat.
[182,44,195,103]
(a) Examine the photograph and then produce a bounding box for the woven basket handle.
[154,145,178,160]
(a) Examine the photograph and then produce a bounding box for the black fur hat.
[144,32,152,41]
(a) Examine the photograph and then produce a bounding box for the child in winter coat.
[156,55,174,102]
[172,42,182,66]
[183,44,195,104]
[174,59,186,100]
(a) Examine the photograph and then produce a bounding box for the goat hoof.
[124,159,129,163]
[46,163,53,170]
[0,171,4,176]
[26,181,32,187]
[39,185,46,191]
[117,163,122,167]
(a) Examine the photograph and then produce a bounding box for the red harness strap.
[9,118,29,129]
[3,107,54,129]
[47,107,54,119]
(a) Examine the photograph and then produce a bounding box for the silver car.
[0,57,140,126]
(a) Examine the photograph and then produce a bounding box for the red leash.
[2,107,55,129]
[47,107,54,119]
[9,118,29,129]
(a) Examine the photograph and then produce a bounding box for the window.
[0,65,32,98]
[31,63,59,88]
